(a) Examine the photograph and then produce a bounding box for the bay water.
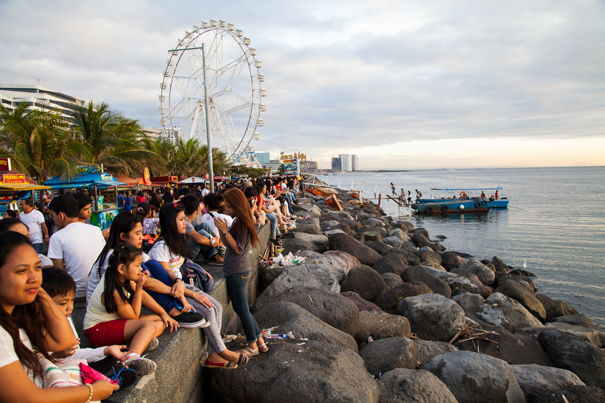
[319,166,605,328]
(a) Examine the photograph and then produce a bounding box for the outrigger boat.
[412,187,509,215]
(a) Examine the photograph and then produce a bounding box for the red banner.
[2,174,25,184]
[0,158,11,172]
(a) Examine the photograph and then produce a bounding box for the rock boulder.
[374,282,433,314]
[535,294,578,322]
[340,265,388,302]
[400,266,452,298]
[378,368,458,403]
[420,351,526,403]
[452,259,495,286]
[328,233,382,266]
[396,294,466,342]
[512,364,585,401]
[359,337,418,378]
[212,339,380,403]
[496,279,546,322]
[373,253,409,276]
[538,328,605,389]
[355,311,411,344]
[255,302,358,351]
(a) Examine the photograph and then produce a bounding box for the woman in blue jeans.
[214,188,268,356]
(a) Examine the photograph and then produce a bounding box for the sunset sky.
[1,0,603,170]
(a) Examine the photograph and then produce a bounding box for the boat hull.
[412,197,507,214]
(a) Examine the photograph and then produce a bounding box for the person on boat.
[495,190,499,200]
[480,191,486,199]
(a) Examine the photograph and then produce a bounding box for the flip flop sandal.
[258,342,270,353]
[238,346,259,356]
[202,359,238,369]
[237,353,249,366]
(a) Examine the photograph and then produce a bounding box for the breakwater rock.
[213,189,604,402]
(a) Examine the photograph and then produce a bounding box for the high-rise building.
[0,84,86,124]
[255,152,271,167]
[331,157,341,171]
[339,154,351,172]
[352,155,359,171]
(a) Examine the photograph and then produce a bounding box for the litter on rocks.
[263,252,307,270]
[264,331,295,340]
[222,334,239,343]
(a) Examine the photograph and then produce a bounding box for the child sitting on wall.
[84,244,179,375]
[42,267,136,385]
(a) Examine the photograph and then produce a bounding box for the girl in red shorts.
[84,244,179,375]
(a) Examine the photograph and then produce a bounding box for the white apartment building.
[339,154,351,172]
[352,154,359,171]
[0,84,86,123]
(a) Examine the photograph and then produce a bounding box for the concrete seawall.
[72,224,271,403]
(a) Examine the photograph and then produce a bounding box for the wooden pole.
[378,193,382,210]
[93,185,99,210]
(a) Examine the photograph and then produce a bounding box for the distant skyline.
[0,0,603,170]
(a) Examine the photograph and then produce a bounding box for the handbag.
[79,362,119,385]
[37,354,86,388]
[181,259,213,292]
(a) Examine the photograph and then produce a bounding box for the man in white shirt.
[47,193,105,301]
[19,199,48,254]
[200,183,210,198]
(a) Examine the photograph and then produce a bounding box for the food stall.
[0,171,51,215]
[44,170,125,230]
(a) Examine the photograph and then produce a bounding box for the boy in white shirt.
[47,193,105,300]
[19,199,48,253]
[42,267,137,386]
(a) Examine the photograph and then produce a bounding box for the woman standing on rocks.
[214,188,269,357]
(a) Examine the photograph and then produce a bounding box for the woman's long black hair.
[103,243,141,314]
[157,202,191,259]
[0,232,53,377]
[92,212,143,278]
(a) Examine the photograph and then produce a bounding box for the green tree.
[72,101,156,175]
[0,104,78,183]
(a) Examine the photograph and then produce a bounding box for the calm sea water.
[319,166,605,328]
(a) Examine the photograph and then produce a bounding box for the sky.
[1,0,604,170]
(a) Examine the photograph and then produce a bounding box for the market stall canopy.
[44,172,126,189]
[177,176,207,184]
[114,175,141,185]
[150,176,179,185]
[0,171,50,190]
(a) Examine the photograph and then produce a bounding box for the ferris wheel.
[159,19,265,161]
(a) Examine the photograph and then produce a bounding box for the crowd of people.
[0,175,301,401]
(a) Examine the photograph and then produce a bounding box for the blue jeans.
[226,271,261,344]
[284,193,295,214]
[32,243,43,254]
[188,222,219,260]
[143,259,178,313]
[266,213,278,239]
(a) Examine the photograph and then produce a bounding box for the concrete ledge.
[72,224,271,403]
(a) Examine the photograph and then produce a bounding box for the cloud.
[0,0,603,169]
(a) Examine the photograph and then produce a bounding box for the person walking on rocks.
[213,188,269,357]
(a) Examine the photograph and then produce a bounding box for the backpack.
[180,259,214,292]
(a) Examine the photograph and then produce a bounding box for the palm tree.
[72,101,156,175]
[0,104,78,183]
[170,138,229,178]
